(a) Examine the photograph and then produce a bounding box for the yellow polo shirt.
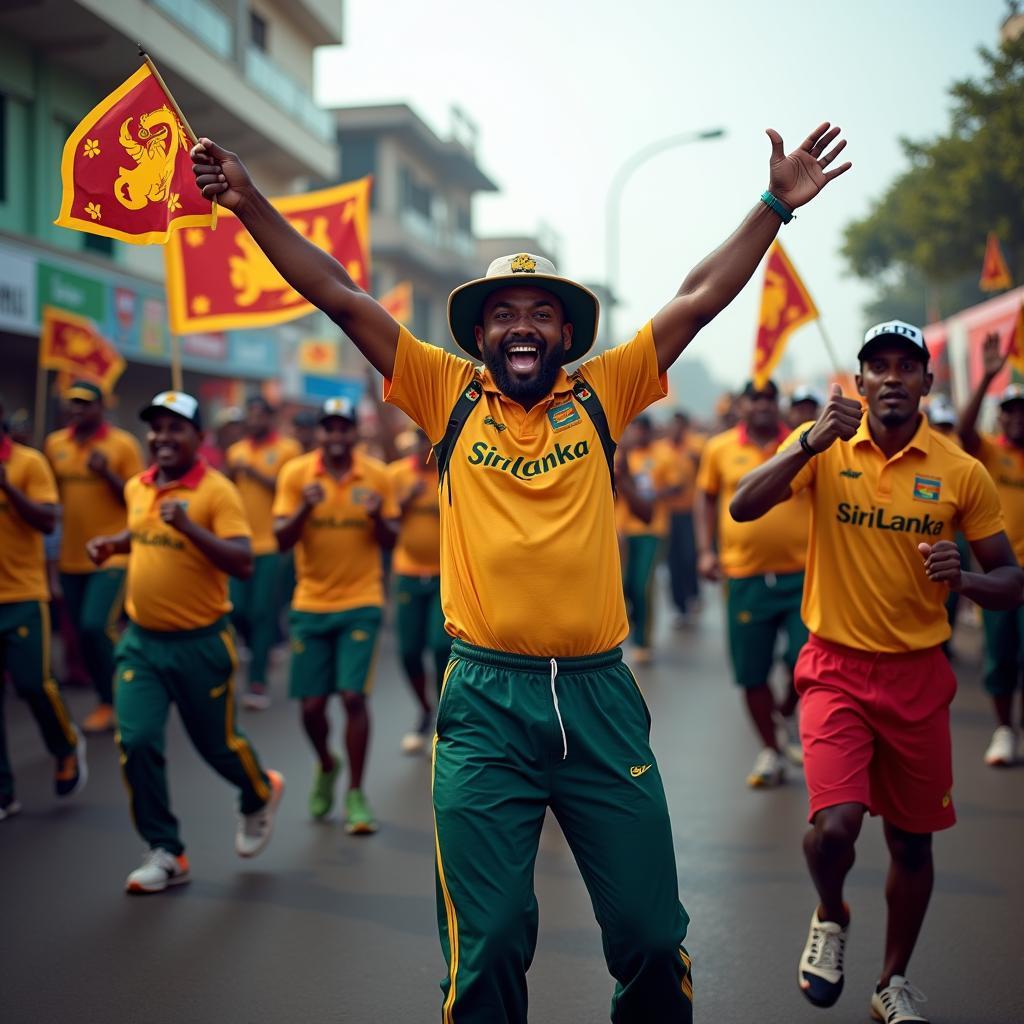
[124,462,251,631]
[786,415,1005,652]
[660,438,699,514]
[0,439,58,603]
[390,456,442,576]
[273,450,399,613]
[44,424,144,572]
[697,424,810,578]
[616,442,685,537]
[974,434,1024,565]
[227,433,302,555]
[385,322,667,656]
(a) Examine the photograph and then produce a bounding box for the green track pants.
[114,618,271,855]
[623,535,661,648]
[60,569,125,704]
[432,639,692,1024]
[394,574,451,696]
[229,553,280,685]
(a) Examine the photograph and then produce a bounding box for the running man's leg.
[114,628,182,854]
[395,575,431,714]
[624,535,660,650]
[551,662,692,1023]
[880,824,933,986]
[432,654,550,1023]
[427,581,453,697]
[290,610,341,787]
[76,568,126,707]
[336,607,382,791]
[245,553,280,687]
[982,606,1018,727]
[667,511,690,614]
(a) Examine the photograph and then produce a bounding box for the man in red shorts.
[730,320,1023,1024]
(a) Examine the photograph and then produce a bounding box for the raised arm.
[730,385,863,521]
[959,331,1005,454]
[651,123,851,374]
[191,140,400,378]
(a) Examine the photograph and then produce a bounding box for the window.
[340,139,377,209]
[250,11,268,52]
[400,166,433,219]
[456,205,472,236]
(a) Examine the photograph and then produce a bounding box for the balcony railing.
[244,46,333,142]
[148,0,232,59]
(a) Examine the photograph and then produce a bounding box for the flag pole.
[138,46,217,227]
[33,363,47,449]
[814,318,844,377]
[170,334,183,392]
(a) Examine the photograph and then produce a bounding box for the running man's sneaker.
[798,906,848,1007]
[746,747,785,788]
[400,710,435,755]
[773,711,804,766]
[242,684,271,711]
[632,646,653,666]
[55,730,87,798]
[309,756,341,820]
[983,725,1017,766]
[236,769,285,858]
[870,975,929,1022]
[125,848,191,894]
[82,702,116,734]
[0,797,22,822]
[344,788,378,835]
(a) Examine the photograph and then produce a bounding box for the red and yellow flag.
[980,232,1012,292]
[298,339,340,375]
[752,241,818,389]
[54,62,215,245]
[1008,304,1024,377]
[380,281,413,324]
[40,307,126,394]
[163,177,371,333]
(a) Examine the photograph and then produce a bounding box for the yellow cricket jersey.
[0,438,58,603]
[698,424,809,578]
[660,438,699,514]
[124,462,251,631]
[786,415,1005,652]
[385,322,668,656]
[974,434,1024,565]
[45,424,144,572]
[273,450,399,613]
[390,456,442,576]
[227,433,302,555]
[616,442,684,536]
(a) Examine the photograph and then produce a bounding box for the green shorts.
[288,606,382,698]
[982,605,1024,696]
[726,571,807,688]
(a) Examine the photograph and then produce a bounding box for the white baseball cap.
[999,383,1024,408]
[927,401,956,427]
[318,396,357,424]
[858,320,929,362]
[140,391,202,429]
[790,385,824,407]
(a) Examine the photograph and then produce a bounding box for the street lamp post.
[605,127,726,342]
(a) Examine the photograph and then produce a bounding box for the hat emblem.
[510,254,537,274]
[164,392,177,403]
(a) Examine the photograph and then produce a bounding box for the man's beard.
[877,406,916,428]
[482,340,564,406]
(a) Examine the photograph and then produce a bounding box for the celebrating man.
[192,121,850,1023]
[731,321,1023,1024]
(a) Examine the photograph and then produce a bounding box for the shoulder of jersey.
[930,429,980,467]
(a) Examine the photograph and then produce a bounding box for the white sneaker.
[798,906,848,1007]
[235,769,284,858]
[774,711,804,766]
[746,747,785,788]
[983,725,1017,766]
[0,798,22,822]
[870,975,928,1022]
[400,710,435,755]
[125,848,191,894]
[242,686,271,711]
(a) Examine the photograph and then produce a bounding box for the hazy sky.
[316,0,1009,387]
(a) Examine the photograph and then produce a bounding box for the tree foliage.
[842,34,1024,324]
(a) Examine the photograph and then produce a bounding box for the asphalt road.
[2,584,1022,1024]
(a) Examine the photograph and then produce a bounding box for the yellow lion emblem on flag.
[115,106,188,211]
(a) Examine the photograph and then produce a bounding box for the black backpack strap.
[434,374,483,505]
[570,371,617,495]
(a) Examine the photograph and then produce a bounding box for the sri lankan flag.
[379,281,413,324]
[979,232,1012,292]
[40,307,125,394]
[751,241,818,389]
[54,62,215,245]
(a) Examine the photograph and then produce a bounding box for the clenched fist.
[918,541,962,591]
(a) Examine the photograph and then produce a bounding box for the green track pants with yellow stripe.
[114,618,271,856]
[0,601,78,804]
[60,568,126,704]
[432,639,692,1023]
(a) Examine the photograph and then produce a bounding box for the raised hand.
[980,331,1008,380]
[766,122,852,210]
[190,138,255,213]
[918,541,963,591]
[806,384,863,452]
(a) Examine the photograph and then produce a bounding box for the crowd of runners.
[2,121,1022,1024]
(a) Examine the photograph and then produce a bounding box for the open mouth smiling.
[506,342,542,374]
